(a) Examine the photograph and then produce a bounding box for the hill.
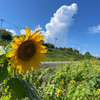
[44,48,96,61]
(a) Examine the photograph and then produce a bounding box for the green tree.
[65,48,73,52]
[55,47,58,49]
[73,49,79,53]
[43,43,55,48]
[85,52,91,56]
[0,29,12,40]
[58,47,64,50]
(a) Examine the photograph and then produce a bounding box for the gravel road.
[38,61,76,69]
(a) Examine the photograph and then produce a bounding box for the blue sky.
[0,0,100,57]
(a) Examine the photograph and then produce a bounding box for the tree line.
[43,43,91,56]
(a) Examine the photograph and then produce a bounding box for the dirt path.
[39,61,76,69]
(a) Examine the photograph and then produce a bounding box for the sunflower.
[57,89,62,97]
[7,26,47,74]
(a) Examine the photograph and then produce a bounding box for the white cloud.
[82,51,86,55]
[41,3,78,47]
[20,29,26,35]
[93,54,100,57]
[88,25,100,34]
[5,29,17,36]
[35,25,42,30]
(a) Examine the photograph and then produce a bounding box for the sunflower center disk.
[17,40,36,61]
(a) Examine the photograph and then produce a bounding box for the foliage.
[0,29,12,40]
[85,51,91,56]
[73,49,79,53]
[2,58,99,99]
[43,43,55,48]
[58,47,62,50]
[44,48,95,61]
[28,59,100,99]
[65,47,73,52]
[0,40,9,47]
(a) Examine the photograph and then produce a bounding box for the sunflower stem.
[13,68,16,77]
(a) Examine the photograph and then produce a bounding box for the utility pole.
[0,19,4,29]
[75,44,78,53]
[80,46,82,54]
[0,19,4,39]
[55,38,57,49]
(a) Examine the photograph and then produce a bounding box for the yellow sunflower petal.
[6,50,17,58]
[25,26,31,40]
[17,65,22,74]
[36,49,48,53]
[30,29,40,39]
[23,61,31,74]
[10,60,19,70]
[16,59,24,74]
[11,42,18,49]
[31,32,42,41]
[36,45,47,49]
[33,54,45,62]
[11,64,16,70]
[14,58,23,65]
[19,35,24,42]
[35,40,45,45]
[30,61,38,71]
[30,57,41,67]
[35,52,47,59]
[14,36,21,44]
[8,56,18,64]
[31,67,34,70]
[35,35,45,42]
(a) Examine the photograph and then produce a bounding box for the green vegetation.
[0,40,10,47]
[0,29,12,40]
[44,48,96,61]
[1,59,99,99]
[33,59,100,99]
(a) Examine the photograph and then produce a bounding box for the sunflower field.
[1,57,100,99]
[1,26,100,100]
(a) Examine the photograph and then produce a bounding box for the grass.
[44,48,96,61]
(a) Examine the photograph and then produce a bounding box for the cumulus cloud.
[82,51,86,55]
[41,3,78,47]
[5,29,17,36]
[88,25,100,34]
[35,25,42,30]
[20,29,26,35]
[93,54,100,57]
